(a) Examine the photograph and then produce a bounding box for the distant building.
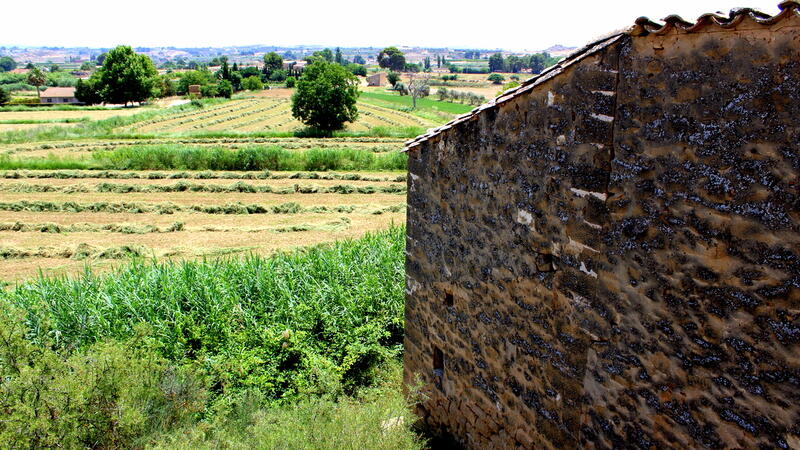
[39,87,80,104]
[367,72,387,87]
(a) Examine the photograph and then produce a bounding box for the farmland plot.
[123,98,438,134]
[0,169,406,282]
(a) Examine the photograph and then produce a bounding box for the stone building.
[367,72,388,87]
[403,2,800,448]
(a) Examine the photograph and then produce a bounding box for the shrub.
[268,69,288,82]
[285,76,296,88]
[242,76,263,91]
[487,73,505,84]
[0,305,206,448]
[347,64,367,77]
[0,87,9,106]
[387,72,400,87]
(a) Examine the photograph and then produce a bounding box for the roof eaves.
[403,32,627,151]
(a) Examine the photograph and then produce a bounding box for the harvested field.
[122,98,438,134]
[0,108,146,122]
[0,169,406,281]
[0,92,472,283]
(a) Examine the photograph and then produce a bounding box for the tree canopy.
[291,60,359,133]
[0,57,17,72]
[377,47,405,72]
[97,46,158,105]
[0,87,10,105]
[263,52,283,77]
[26,67,47,96]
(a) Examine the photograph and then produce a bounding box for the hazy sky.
[1,0,784,50]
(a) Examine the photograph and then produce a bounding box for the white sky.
[0,0,784,51]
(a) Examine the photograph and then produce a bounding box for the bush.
[487,73,505,84]
[217,80,233,99]
[387,72,400,87]
[285,76,296,88]
[268,69,288,82]
[242,76,263,91]
[347,64,367,77]
[0,305,206,448]
[200,84,218,98]
[0,87,9,106]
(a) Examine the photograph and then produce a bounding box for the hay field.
[120,98,437,134]
[0,169,406,282]
[0,91,476,283]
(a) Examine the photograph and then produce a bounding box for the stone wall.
[404,14,799,449]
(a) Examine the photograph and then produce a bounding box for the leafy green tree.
[347,64,366,77]
[217,80,233,99]
[527,53,549,73]
[0,57,17,72]
[506,55,523,73]
[487,73,505,84]
[317,49,334,62]
[0,87,10,105]
[230,71,243,91]
[79,61,95,71]
[97,45,158,105]
[423,57,431,71]
[26,67,47,97]
[240,66,261,79]
[218,57,231,81]
[291,60,359,133]
[387,71,400,87]
[96,53,107,65]
[153,74,176,98]
[75,77,103,104]
[263,52,283,77]
[242,76,263,91]
[334,47,344,65]
[201,84,218,98]
[285,76,296,88]
[488,53,504,72]
[25,62,35,70]
[269,69,288,82]
[49,64,60,73]
[377,47,405,72]
[353,55,365,65]
[178,70,213,95]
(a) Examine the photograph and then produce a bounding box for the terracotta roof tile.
[404,1,800,151]
[39,87,76,98]
[632,1,799,35]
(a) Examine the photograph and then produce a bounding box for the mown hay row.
[0,200,406,215]
[0,243,151,260]
[0,181,407,195]
[0,221,185,234]
[0,170,406,182]
[0,217,352,235]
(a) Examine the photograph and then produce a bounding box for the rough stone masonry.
[403,2,800,448]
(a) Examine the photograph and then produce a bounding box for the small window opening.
[444,291,454,307]
[433,346,444,390]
